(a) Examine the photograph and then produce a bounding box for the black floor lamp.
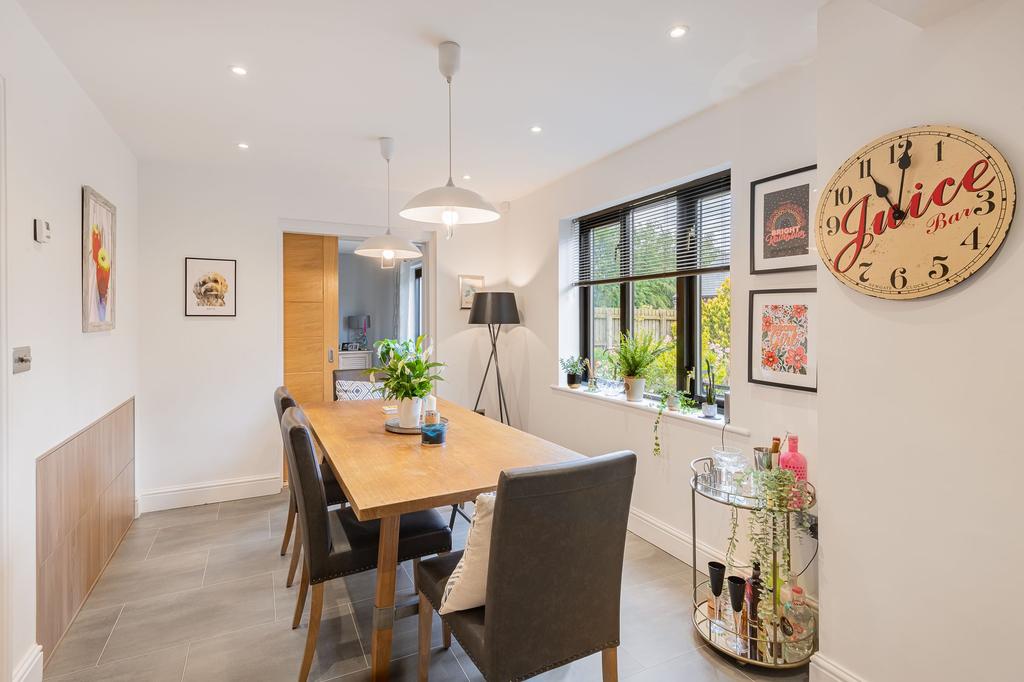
[469,292,520,425]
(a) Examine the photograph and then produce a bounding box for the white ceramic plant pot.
[702,402,717,418]
[623,376,646,402]
[398,397,423,428]
[667,396,681,412]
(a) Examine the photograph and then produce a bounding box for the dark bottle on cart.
[746,561,762,661]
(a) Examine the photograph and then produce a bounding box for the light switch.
[13,346,31,374]
[33,219,51,244]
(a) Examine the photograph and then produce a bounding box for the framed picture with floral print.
[748,288,817,392]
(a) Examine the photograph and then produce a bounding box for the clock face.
[815,125,1015,299]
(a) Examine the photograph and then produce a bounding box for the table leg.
[371,514,401,680]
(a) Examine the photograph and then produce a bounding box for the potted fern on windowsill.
[610,330,671,402]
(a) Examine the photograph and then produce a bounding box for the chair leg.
[292,562,309,629]
[418,592,432,682]
[412,558,421,592]
[298,583,324,682]
[602,647,618,682]
[448,504,458,530]
[280,496,296,556]
[287,531,302,587]
[442,621,451,649]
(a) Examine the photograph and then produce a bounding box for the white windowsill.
[549,384,751,437]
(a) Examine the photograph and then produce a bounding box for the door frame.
[0,73,11,682]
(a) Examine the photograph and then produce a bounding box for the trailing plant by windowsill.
[652,390,698,456]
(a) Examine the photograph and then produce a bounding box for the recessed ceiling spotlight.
[669,26,688,38]
[230,65,248,76]
[462,174,472,180]
[530,125,543,134]
[237,142,249,149]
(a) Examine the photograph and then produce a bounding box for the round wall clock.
[815,125,1015,299]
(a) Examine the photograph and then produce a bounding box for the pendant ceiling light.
[400,41,499,240]
[355,137,422,269]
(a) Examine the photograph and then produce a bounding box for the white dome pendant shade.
[400,41,499,239]
[355,137,422,269]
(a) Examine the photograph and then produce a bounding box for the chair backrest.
[483,451,637,680]
[280,406,332,581]
[274,385,297,421]
[333,371,377,401]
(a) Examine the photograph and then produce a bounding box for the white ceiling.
[19,0,819,202]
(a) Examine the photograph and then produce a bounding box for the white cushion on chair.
[336,380,376,401]
[439,492,495,614]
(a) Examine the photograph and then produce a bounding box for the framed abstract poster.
[750,165,817,274]
[459,274,483,309]
[748,288,817,392]
[82,186,116,332]
[185,257,237,317]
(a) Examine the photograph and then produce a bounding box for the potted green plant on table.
[370,336,445,428]
[559,356,587,389]
[702,358,719,418]
[611,330,671,402]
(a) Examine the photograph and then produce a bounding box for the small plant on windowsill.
[701,358,719,418]
[559,356,587,389]
[610,330,671,402]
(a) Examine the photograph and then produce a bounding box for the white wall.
[0,0,139,678]
[137,160,505,510]
[503,64,818,574]
[338,252,400,345]
[812,1,1024,681]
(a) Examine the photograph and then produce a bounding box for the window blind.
[571,171,731,286]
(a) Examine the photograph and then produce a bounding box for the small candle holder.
[421,421,447,447]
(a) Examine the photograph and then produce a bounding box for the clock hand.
[868,173,900,214]
[894,144,912,220]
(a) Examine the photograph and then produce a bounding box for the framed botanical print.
[459,274,484,310]
[750,165,817,274]
[748,288,817,392]
[185,257,237,317]
[82,186,116,332]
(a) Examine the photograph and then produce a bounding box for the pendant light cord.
[447,79,453,181]
[386,158,391,232]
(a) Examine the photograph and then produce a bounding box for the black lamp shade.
[468,292,520,325]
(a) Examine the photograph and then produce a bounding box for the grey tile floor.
[44,491,807,681]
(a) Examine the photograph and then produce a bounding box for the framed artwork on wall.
[459,274,484,309]
[82,186,116,332]
[748,288,817,392]
[750,165,817,274]
[185,257,237,317]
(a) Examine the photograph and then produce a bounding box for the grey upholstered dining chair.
[280,406,453,682]
[274,387,346,588]
[415,450,637,681]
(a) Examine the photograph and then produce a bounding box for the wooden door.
[283,232,338,406]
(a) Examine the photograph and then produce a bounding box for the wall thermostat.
[33,219,51,244]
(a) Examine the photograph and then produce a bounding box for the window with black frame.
[572,171,731,404]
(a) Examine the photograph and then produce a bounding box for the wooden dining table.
[302,397,583,681]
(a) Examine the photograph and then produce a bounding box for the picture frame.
[748,288,817,392]
[82,186,116,332]
[750,165,817,274]
[185,257,237,317]
[458,274,484,310]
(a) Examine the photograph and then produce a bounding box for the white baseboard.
[138,473,282,513]
[628,506,725,569]
[810,653,864,682]
[13,644,43,682]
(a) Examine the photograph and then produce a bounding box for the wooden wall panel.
[37,399,135,663]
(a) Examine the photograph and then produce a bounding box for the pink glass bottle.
[779,435,808,508]
[779,435,807,481]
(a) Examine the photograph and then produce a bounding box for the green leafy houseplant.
[560,356,587,388]
[369,336,445,401]
[611,330,671,401]
[651,390,698,456]
[704,358,718,405]
[559,356,586,375]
